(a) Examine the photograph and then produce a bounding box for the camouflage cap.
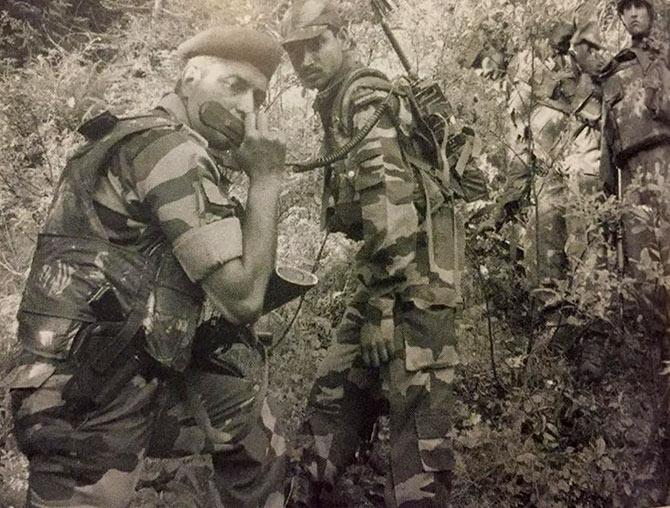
[571,5,603,49]
[549,20,576,51]
[280,0,344,46]
[177,27,282,80]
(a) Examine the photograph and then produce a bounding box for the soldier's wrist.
[363,297,395,324]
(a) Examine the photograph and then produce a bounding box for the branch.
[151,0,163,21]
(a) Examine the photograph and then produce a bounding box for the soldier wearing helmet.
[599,0,670,499]
[617,0,655,37]
[282,0,461,506]
[6,27,288,507]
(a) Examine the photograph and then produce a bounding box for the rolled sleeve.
[173,217,243,282]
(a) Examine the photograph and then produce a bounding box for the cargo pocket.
[414,410,455,472]
[5,361,57,390]
[401,306,459,372]
[145,250,203,371]
[7,361,60,453]
[145,285,200,371]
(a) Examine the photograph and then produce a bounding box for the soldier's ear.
[180,62,204,96]
[335,26,353,50]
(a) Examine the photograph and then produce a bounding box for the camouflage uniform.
[599,29,670,348]
[598,0,670,495]
[298,61,463,507]
[7,92,287,507]
[502,39,603,284]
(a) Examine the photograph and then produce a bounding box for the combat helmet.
[549,20,576,55]
[280,0,344,46]
[616,0,654,16]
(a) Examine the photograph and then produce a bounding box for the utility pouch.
[645,60,670,126]
[63,288,151,412]
[192,317,258,375]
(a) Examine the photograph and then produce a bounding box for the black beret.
[177,27,282,80]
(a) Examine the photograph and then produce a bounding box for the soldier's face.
[181,58,268,147]
[621,1,653,38]
[285,29,346,90]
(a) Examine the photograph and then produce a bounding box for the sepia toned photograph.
[1,0,669,506]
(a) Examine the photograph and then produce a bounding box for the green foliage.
[1,0,669,506]
[0,0,153,65]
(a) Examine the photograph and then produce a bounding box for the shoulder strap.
[337,67,395,136]
[69,113,178,192]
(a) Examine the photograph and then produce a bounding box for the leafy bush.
[2,0,670,506]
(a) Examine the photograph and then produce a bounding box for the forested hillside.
[1,0,669,506]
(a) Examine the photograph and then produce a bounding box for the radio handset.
[199,101,245,148]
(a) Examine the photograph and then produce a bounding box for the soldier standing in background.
[280,0,463,506]
[483,17,606,368]
[599,0,670,498]
[6,28,288,507]
[494,18,605,283]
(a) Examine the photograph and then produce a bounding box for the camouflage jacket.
[313,63,464,325]
[499,51,602,215]
[18,94,243,370]
[599,37,670,191]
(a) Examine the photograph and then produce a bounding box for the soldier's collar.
[156,92,190,124]
[155,93,211,148]
[631,36,666,60]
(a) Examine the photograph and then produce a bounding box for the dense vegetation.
[1,0,669,506]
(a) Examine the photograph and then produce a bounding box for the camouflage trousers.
[524,167,601,285]
[299,302,457,507]
[620,144,670,500]
[620,145,670,335]
[9,349,287,508]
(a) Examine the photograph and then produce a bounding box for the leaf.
[557,480,570,493]
[516,452,536,465]
[463,412,482,428]
[506,354,527,369]
[598,456,616,471]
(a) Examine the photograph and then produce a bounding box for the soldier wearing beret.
[281,1,462,506]
[6,27,288,507]
[599,0,670,497]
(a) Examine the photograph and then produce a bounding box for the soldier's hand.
[234,111,286,180]
[360,317,395,368]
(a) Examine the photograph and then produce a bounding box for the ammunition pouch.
[192,317,259,377]
[400,81,488,203]
[63,290,156,412]
[644,59,670,126]
[62,324,151,412]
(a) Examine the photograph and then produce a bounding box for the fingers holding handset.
[244,111,258,140]
[234,111,286,180]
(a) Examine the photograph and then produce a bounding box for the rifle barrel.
[371,0,418,81]
[380,19,417,80]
